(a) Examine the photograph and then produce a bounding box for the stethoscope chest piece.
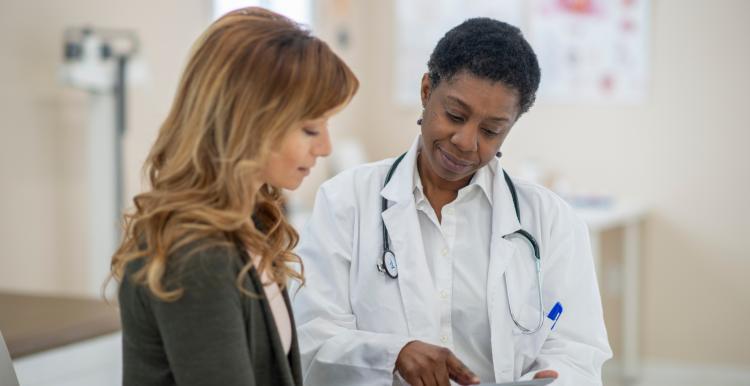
[382,250,398,278]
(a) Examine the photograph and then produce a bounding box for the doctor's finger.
[533,369,559,379]
[446,355,480,385]
[407,378,425,386]
[434,362,451,386]
[434,373,451,386]
[419,374,437,386]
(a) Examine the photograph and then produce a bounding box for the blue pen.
[547,302,563,330]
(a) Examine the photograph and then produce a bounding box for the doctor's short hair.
[427,17,541,115]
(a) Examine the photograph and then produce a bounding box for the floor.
[602,360,750,386]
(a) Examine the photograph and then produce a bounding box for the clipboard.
[479,378,555,386]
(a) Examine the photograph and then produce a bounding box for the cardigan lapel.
[237,239,301,386]
[240,252,302,386]
[283,289,303,386]
[248,266,297,386]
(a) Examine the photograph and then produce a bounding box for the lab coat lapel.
[486,161,524,379]
[487,159,524,281]
[380,136,440,340]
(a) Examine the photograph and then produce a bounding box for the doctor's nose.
[450,125,479,153]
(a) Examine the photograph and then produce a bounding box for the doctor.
[292,17,611,386]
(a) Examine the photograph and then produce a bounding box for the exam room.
[0,0,748,385]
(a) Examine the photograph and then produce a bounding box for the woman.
[110,7,358,386]
[293,18,611,386]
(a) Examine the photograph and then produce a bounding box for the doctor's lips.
[437,146,474,174]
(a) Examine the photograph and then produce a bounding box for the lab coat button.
[440,290,449,299]
[441,248,448,256]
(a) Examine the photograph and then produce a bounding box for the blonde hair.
[110,7,358,301]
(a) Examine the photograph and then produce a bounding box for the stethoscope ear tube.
[504,265,545,335]
[510,229,541,261]
[503,231,545,335]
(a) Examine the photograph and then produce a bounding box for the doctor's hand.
[395,341,480,386]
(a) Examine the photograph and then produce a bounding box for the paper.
[529,0,650,104]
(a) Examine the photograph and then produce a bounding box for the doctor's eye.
[482,128,501,137]
[446,112,465,123]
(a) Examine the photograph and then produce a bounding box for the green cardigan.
[118,242,302,386]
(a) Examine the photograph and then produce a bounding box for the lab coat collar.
[472,156,495,205]
[488,156,522,237]
[380,134,521,237]
[380,135,421,204]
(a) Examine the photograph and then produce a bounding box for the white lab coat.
[292,136,612,386]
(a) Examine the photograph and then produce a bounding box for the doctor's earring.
[496,151,503,158]
[417,118,422,125]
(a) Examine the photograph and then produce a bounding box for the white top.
[292,134,612,386]
[413,158,496,383]
[251,253,292,355]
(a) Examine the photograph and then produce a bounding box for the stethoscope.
[377,152,545,335]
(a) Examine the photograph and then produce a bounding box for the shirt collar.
[412,151,496,206]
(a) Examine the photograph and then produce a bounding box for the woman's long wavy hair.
[110,7,358,301]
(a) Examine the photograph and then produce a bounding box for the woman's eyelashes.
[303,127,320,136]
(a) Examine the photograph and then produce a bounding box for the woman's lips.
[437,147,473,174]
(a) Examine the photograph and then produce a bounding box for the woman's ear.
[420,73,432,107]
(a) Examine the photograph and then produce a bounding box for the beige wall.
[0,0,210,296]
[1,0,748,369]
[328,0,750,367]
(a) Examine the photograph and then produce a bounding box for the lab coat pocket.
[510,302,552,337]
[511,302,553,376]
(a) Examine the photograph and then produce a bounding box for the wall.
[0,0,210,296]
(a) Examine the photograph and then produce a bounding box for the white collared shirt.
[413,158,496,383]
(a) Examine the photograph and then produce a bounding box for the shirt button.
[440,335,448,343]
[440,290,449,299]
[441,248,448,256]
[445,207,454,215]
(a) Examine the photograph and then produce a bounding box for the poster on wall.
[529,0,650,104]
[394,0,523,106]
[394,0,650,105]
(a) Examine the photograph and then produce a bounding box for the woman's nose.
[316,129,332,157]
